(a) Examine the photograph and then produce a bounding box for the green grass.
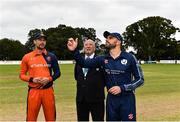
[0,64,180,121]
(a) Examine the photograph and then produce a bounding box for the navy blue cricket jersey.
[72,49,144,93]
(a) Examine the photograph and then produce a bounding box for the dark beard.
[37,46,45,50]
[105,44,116,50]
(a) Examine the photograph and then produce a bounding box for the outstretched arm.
[67,38,104,68]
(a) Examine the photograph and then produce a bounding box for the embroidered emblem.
[104,59,108,64]
[121,59,127,65]
[46,56,51,62]
[128,113,133,120]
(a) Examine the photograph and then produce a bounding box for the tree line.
[0,16,179,60]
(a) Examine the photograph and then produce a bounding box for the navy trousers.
[106,93,136,121]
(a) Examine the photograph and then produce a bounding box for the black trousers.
[76,98,105,121]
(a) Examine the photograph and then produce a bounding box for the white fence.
[0,60,74,65]
[141,60,180,64]
[0,60,180,65]
[159,60,180,64]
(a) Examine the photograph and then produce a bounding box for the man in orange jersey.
[19,31,60,121]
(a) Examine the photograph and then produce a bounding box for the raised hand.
[67,38,78,51]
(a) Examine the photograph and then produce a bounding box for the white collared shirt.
[85,53,95,59]
[83,53,95,77]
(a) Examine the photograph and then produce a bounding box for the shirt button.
[82,85,86,88]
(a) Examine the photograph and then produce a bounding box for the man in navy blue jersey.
[67,31,144,121]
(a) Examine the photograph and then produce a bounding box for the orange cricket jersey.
[19,49,58,88]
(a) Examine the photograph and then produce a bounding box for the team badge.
[128,113,133,120]
[121,59,127,65]
[104,59,108,64]
[46,56,51,62]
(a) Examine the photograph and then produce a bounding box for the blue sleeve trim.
[123,54,144,91]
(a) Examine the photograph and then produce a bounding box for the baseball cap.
[103,31,123,41]
[33,31,47,40]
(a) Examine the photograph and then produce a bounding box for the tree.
[0,38,27,60]
[123,16,179,60]
[25,24,101,60]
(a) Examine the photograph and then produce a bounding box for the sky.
[0,0,180,44]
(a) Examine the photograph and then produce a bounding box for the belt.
[28,82,53,90]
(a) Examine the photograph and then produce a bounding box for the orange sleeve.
[19,55,31,82]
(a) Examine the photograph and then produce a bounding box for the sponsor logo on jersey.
[30,64,51,68]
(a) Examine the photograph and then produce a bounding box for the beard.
[105,41,116,50]
[36,44,45,50]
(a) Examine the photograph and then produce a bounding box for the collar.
[105,51,126,59]
[85,53,95,59]
[32,49,47,56]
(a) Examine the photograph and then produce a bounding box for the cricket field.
[0,64,180,121]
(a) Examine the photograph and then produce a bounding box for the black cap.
[33,31,47,40]
[103,31,123,41]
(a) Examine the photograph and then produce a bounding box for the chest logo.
[121,59,127,65]
[104,59,108,64]
[46,56,51,62]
